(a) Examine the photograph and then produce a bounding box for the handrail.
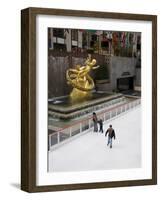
[50,98,140,135]
[48,98,141,149]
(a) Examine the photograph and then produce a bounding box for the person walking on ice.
[105,124,116,148]
[98,118,103,133]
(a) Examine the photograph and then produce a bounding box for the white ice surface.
[49,106,141,172]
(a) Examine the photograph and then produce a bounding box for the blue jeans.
[107,136,112,147]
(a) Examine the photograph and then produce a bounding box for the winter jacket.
[105,128,116,139]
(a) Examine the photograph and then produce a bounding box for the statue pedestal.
[70,88,92,102]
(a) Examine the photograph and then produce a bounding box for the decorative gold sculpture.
[66,54,99,100]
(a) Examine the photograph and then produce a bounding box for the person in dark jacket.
[98,118,103,133]
[92,112,98,132]
[105,124,116,148]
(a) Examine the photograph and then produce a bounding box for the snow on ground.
[48,106,141,172]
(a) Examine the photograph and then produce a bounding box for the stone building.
[48,28,141,98]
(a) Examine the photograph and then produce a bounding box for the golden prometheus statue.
[66,54,99,101]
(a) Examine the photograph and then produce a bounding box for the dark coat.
[98,119,103,126]
[105,128,116,139]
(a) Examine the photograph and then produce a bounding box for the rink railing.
[48,98,141,150]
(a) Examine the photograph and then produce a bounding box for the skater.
[92,112,98,132]
[98,118,103,133]
[105,124,116,148]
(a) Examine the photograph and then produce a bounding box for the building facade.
[48,28,141,98]
[48,28,141,57]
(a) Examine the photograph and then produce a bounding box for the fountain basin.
[48,92,124,120]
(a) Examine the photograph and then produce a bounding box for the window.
[71,29,78,41]
[53,28,64,38]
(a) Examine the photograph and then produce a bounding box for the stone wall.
[48,54,140,97]
[135,68,141,86]
[48,56,70,98]
[95,56,138,92]
[110,56,137,91]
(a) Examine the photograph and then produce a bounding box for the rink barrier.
[48,98,141,150]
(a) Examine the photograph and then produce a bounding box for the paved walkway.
[48,106,141,172]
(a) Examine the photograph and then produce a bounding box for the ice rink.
[48,106,141,172]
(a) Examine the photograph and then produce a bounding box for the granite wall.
[48,54,140,98]
[48,56,70,98]
[135,68,141,86]
[110,56,138,91]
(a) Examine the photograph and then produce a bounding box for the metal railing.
[48,98,141,150]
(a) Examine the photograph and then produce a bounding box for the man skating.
[105,124,116,148]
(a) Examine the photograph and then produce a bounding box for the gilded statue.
[66,54,99,100]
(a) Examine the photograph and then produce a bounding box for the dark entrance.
[117,77,134,91]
